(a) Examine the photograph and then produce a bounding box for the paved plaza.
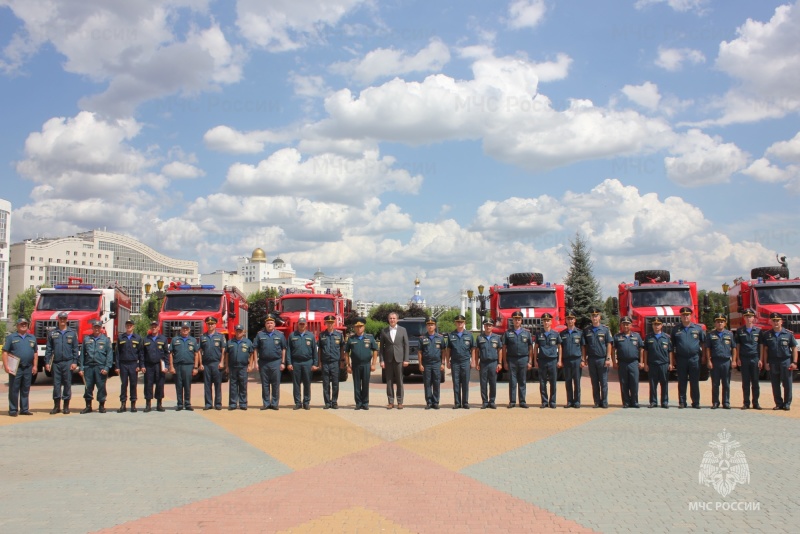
[1,369,797,533]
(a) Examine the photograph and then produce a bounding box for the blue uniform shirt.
[254,330,286,362]
[345,334,378,365]
[760,329,797,362]
[81,334,113,371]
[671,323,705,359]
[3,333,37,368]
[116,332,144,368]
[200,332,226,363]
[143,334,169,366]
[45,328,79,365]
[318,330,344,364]
[476,333,501,362]
[706,329,735,360]
[645,333,672,365]
[447,330,473,363]
[560,329,584,359]
[503,328,533,359]
[735,327,761,359]
[583,325,611,358]
[171,336,198,365]
[535,330,560,360]
[613,332,643,363]
[419,334,447,364]
[226,337,254,367]
[287,330,318,365]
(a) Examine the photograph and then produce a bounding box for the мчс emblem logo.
[698,429,750,498]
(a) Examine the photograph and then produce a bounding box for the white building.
[201,249,354,300]
[355,300,380,317]
[9,230,198,313]
[0,198,10,319]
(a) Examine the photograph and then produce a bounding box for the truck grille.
[507,317,544,335]
[645,316,682,335]
[35,320,79,339]
[783,314,800,334]
[163,320,203,339]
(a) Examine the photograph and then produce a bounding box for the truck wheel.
[750,266,789,279]
[509,272,544,286]
[634,270,670,283]
[339,368,348,382]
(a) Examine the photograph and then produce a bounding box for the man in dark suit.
[379,312,409,409]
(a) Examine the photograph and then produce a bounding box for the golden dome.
[251,248,267,262]
[415,277,420,285]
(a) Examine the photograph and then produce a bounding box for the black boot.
[98,402,106,413]
[156,400,165,412]
[62,400,70,415]
[117,401,127,413]
[50,400,61,415]
[81,400,93,414]
[144,400,151,413]
[131,401,137,413]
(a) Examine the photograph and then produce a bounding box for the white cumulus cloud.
[654,46,706,71]
[664,129,749,186]
[330,39,451,84]
[507,0,547,29]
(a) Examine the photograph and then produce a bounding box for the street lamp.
[144,279,165,320]
[721,282,730,294]
[476,285,488,324]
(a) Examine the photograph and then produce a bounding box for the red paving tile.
[99,442,596,533]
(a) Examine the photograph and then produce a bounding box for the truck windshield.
[498,291,557,309]
[38,293,100,311]
[630,289,692,307]
[755,286,800,304]
[398,320,427,337]
[281,298,335,313]
[163,294,222,311]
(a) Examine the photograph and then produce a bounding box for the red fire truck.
[727,264,800,379]
[484,272,568,380]
[32,277,132,377]
[267,284,351,381]
[615,270,708,379]
[157,283,248,341]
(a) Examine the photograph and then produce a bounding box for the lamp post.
[476,284,488,326]
[144,279,165,320]
[721,282,730,320]
[467,289,477,331]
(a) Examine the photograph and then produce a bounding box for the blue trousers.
[9,367,32,414]
[143,363,165,400]
[229,366,248,408]
[507,357,527,404]
[479,360,497,405]
[711,358,731,406]
[259,360,281,407]
[174,363,193,408]
[203,360,222,409]
[618,360,640,407]
[769,359,793,407]
[118,361,139,402]
[352,363,371,408]
[321,361,340,405]
[739,357,760,406]
[563,359,582,405]
[676,356,700,407]
[587,357,608,406]
[52,360,73,401]
[423,362,441,406]
[292,363,312,406]
[538,359,557,406]
[648,362,669,405]
[451,360,470,406]
[83,366,108,402]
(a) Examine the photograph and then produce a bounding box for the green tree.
[603,296,620,333]
[699,290,727,330]
[248,289,269,338]
[365,318,387,338]
[10,287,37,323]
[369,303,405,323]
[0,322,7,347]
[563,232,602,328]
[435,308,474,336]
[405,303,429,318]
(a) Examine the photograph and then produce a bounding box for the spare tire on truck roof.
[508,272,544,286]
[634,270,671,283]
[751,266,789,279]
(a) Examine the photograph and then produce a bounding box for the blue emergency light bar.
[54,284,94,290]
[174,284,216,290]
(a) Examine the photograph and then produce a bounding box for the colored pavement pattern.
[1,368,798,533]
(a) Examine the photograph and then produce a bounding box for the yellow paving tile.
[396,407,615,471]
[278,506,414,534]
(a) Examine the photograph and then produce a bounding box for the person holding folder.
[3,317,38,417]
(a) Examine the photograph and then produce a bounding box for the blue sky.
[2,0,799,304]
